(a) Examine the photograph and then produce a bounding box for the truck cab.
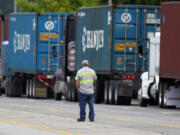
[138,32,160,107]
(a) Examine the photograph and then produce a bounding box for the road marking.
[48,109,59,112]
[0,118,75,135]
[99,115,180,129]
[18,105,34,108]
[48,108,77,114]
[2,102,180,129]
[10,104,34,108]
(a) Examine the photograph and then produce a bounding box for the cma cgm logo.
[121,13,131,23]
[13,31,31,53]
[82,27,104,52]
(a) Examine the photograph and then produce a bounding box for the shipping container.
[73,5,160,104]
[159,2,180,108]
[160,2,180,80]
[3,12,73,98]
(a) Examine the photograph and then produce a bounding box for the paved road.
[0,96,180,135]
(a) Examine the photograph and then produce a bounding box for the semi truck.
[138,32,160,107]
[1,12,74,98]
[64,5,161,105]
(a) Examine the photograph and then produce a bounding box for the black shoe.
[77,118,85,122]
[89,119,94,122]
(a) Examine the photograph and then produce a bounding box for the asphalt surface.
[0,96,180,135]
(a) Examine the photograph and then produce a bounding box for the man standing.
[75,60,97,122]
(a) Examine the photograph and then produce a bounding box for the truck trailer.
[158,2,180,108]
[65,5,160,105]
[2,13,74,98]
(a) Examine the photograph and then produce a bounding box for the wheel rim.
[109,85,112,102]
[114,86,118,104]
[26,80,29,97]
[104,87,107,102]
[159,92,161,105]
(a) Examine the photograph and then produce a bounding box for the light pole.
[108,0,112,5]
[14,0,17,12]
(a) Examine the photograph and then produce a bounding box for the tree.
[17,0,102,12]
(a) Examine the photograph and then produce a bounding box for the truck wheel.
[104,81,109,104]
[159,82,164,108]
[55,92,62,100]
[139,96,148,107]
[69,78,76,101]
[71,79,77,102]
[5,77,13,97]
[26,80,30,98]
[114,81,120,105]
[108,80,115,104]
[94,80,101,103]
[158,82,176,109]
[125,97,132,105]
[29,80,34,99]
[13,78,23,97]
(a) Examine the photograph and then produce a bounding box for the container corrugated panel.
[8,13,73,74]
[1,41,14,76]
[76,6,112,73]
[76,5,160,74]
[160,2,180,80]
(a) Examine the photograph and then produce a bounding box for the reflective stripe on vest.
[80,80,94,84]
[77,72,95,77]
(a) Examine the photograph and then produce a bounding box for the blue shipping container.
[8,13,73,74]
[76,5,160,74]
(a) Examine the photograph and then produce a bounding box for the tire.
[124,97,132,105]
[108,80,115,104]
[159,82,164,108]
[71,88,75,101]
[69,78,76,101]
[55,92,62,100]
[139,96,148,107]
[104,81,109,104]
[139,85,148,107]
[13,78,23,97]
[114,81,120,105]
[29,80,33,99]
[94,80,101,103]
[5,77,13,97]
[26,80,30,98]
[70,79,77,102]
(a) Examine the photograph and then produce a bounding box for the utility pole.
[108,0,112,5]
[14,0,17,12]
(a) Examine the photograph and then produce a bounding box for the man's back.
[75,67,97,94]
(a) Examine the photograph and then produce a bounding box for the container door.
[112,7,160,73]
[37,14,65,73]
[112,8,141,72]
[141,8,160,72]
[75,7,112,72]
[8,13,36,73]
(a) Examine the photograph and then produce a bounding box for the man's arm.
[76,80,79,93]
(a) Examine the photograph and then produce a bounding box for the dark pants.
[78,92,95,120]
